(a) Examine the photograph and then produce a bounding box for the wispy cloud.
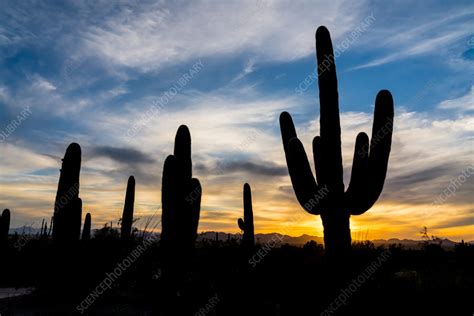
[350,8,474,69]
[438,86,474,112]
[232,59,256,82]
[81,0,366,71]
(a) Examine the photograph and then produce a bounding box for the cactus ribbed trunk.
[121,176,135,241]
[52,143,82,242]
[322,212,351,256]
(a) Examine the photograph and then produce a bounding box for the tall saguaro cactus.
[280,26,394,256]
[238,183,255,248]
[161,125,201,280]
[0,209,10,245]
[120,176,135,241]
[52,143,83,242]
[82,213,91,240]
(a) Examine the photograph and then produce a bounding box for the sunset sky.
[0,1,472,241]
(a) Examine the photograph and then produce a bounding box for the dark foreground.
[0,234,473,316]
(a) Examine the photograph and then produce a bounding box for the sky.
[0,0,473,241]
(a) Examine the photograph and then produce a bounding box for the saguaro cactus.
[237,183,255,248]
[120,176,135,241]
[161,125,201,279]
[280,26,394,256]
[52,143,82,242]
[82,213,91,240]
[0,209,10,245]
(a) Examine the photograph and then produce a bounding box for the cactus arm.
[312,136,323,185]
[344,133,370,215]
[161,155,179,244]
[345,91,394,215]
[367,90,394,202]
[73,197,82,240]
[288,138,321,214]
[279,112,321,215]
[237,218,245,231]
[188,178,201,241]
[315,26,343,192]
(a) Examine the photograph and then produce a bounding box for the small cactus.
[52,143,82,241]
[82,213,91,240]
[43,223,48,238]
[40,219,45,237]
[237,183,255,249]
[120,176,135,241]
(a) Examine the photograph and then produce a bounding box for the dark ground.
[0,232,473,316]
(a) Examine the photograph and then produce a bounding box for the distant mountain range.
[10,227,472,249]
[198,232,470,249]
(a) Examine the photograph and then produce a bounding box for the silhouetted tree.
[279,26,393,257]
[237,183,255,249]
[94,223,119,240]
[303,240,324,254]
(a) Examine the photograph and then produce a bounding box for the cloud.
[388,164,460,188]
[352,29,468,70]
[196,160,287,177]
[81,0,366,71]
[350,8,473,69]
[432,214,474,229]
[32,76,56,91]
[90,146,155,164]
[438,86,474,112]
[232,59,256,82]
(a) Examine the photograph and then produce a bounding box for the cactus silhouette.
[238,183,255,248]
[280,26,393,256]
[0,209,10,245]
[43,222,48,238]
[52,143,83,241]
[82,213,91,240]
[40,219,45,236]
[161,125,201,281]
[120,176,135,241]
